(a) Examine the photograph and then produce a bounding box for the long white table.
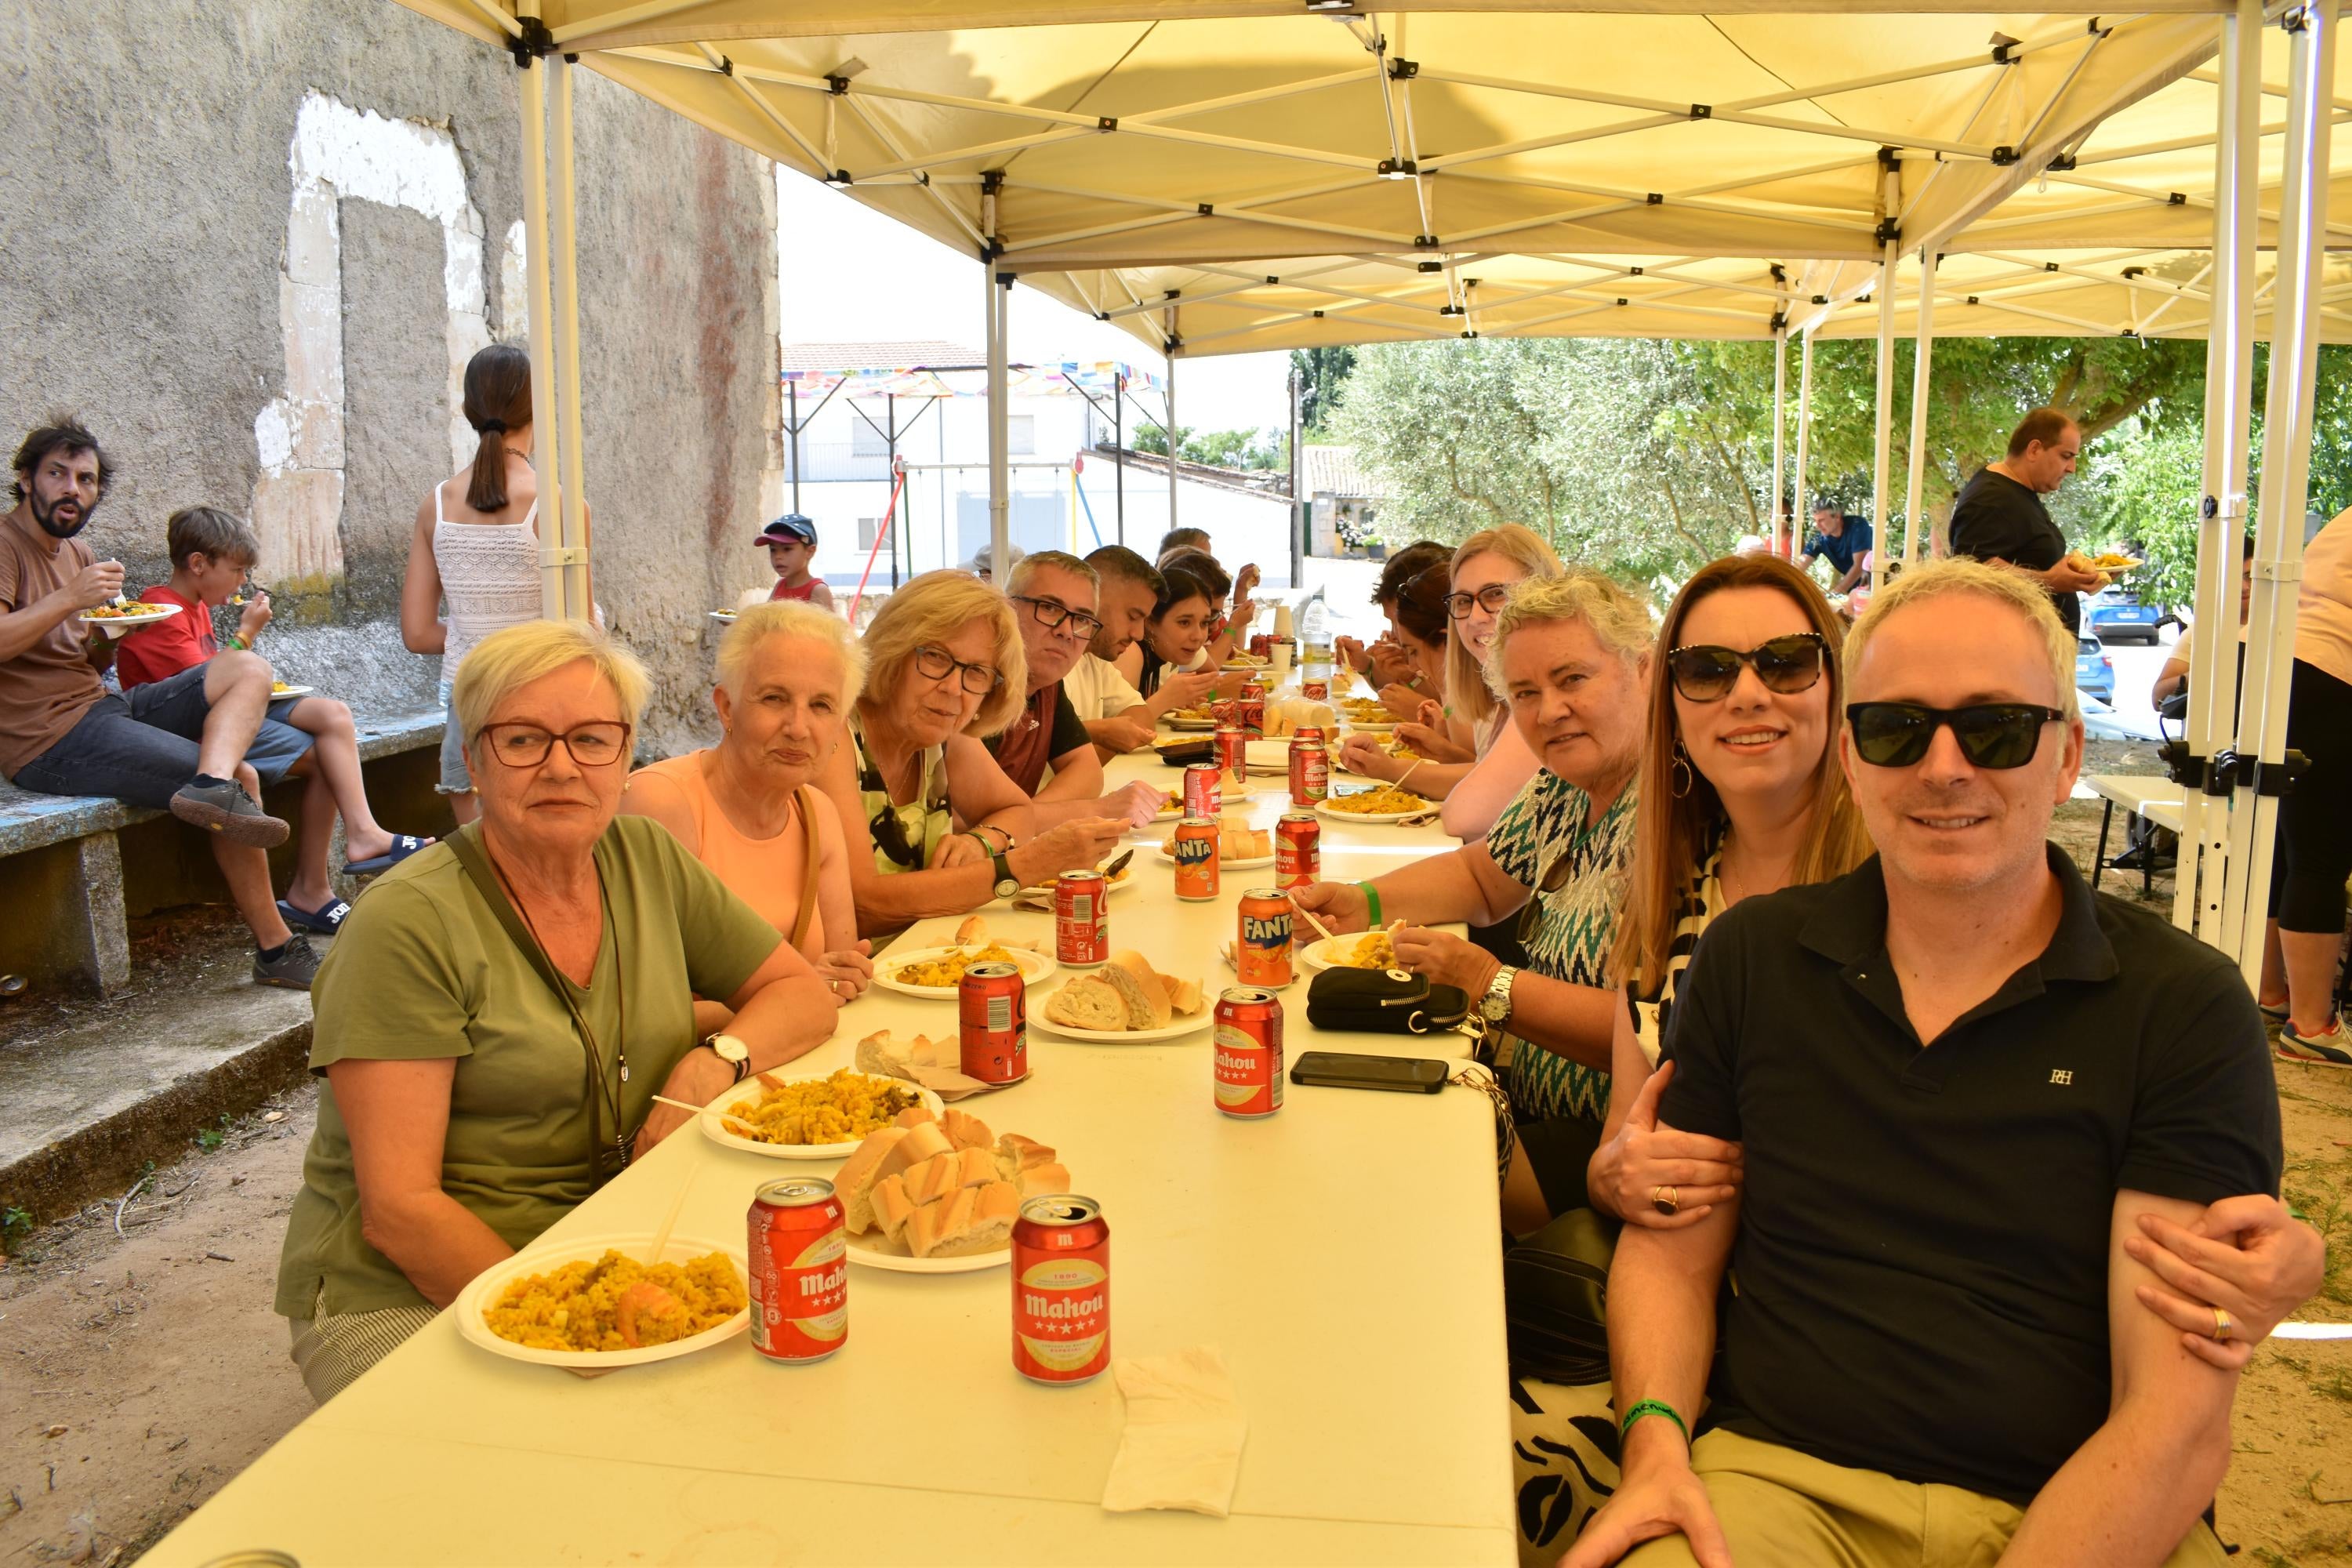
[149,747,1515,1566]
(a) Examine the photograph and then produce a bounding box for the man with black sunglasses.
[1570,559,2288,1568]
[985,552,1162,828]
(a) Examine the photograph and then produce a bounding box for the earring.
[1671,740,1694,800]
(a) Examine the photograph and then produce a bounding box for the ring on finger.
[1652,1184,1679,1217]
[2212,1306,2234,1344]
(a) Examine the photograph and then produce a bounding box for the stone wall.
[0,0,779,753]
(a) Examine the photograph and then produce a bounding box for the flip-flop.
[342,833,434,877]
[278,896,353,935]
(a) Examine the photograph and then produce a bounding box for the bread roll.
[1107,951,1175,1026]
[1017,1161,1072,1199]
[1099,960,1171,1029]
[941,1108,995,1151]
[954,1146,998,1189]
[1165,976,1203,1016]
[855,1029,909,1079]
[891,1104,938,1130]
[879,1120,952,1181]
[1044,975,1126,1031]
[996,1133,1058,1178]
[833,1127,907,1234]
[869,1174,917,1243]
[955,915,989,945]
[907,1188,977,1259]
[930,1181,1022,1258]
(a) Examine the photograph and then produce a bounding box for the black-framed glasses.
[1845,702,2066,771]
[913,644,1004,695]
[477,721,633,768]
[1009,594,1105,641]
[1668,633,1828,702]
[1442,583,1514,620]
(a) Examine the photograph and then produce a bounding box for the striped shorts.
[286,1294,438,1404]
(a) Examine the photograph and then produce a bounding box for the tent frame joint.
[1990,144,2020,165]
[506,14,554,67]
[1388,57,1417,80]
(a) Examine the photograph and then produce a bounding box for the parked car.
[2087,585,2164,644]
[2074,626,2115,704]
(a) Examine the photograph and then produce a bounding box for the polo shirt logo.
[2049,1069,2074,1086]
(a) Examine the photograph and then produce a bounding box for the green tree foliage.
[1137,422,1287,472]
[1290,347,1357,435]
[1132,422,1190,457]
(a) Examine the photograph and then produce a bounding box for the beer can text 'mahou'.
[1287,738,1329,806]
[750,1178,848,1363]
[1236,887,1294,988]
[1213,986,1285,1118]
[1012,1195,1110,1384]
[1054,869,1107,967]
[959,962,1028,1083]
[1182,763,1223,819]
[1173,815,1220,902]
[1275,811,1321,891]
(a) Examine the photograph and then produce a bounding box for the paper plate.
[707,609,739,622]
[1163,716,1221,731]
[1152,843,1276,870]
[873,945,1058,1000]
[1315,796,1433,825]
[844,1236,1010,1273]
[456,1232,750,1369]
[78,602,183,629]
[1151,782,1251,820]
[1341,720,1399,735]
[1029,1007,1215,1044]
[270,684,315,699]
[699,1069,944,1160]
[1299,935,1397,973]
[1007,868,1134,910]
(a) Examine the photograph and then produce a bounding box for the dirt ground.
[2,792,2348,1563]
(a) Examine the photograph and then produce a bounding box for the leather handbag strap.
[789,785,821,951]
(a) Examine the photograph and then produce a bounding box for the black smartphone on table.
[1290,1051,1448,1094]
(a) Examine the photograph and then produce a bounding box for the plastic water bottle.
[1298,586,1329,648]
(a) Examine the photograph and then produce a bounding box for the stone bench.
[0,709,445,996]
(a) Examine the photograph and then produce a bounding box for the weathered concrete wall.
[0,0,777,750]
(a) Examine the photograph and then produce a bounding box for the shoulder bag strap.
[789,785,821,952]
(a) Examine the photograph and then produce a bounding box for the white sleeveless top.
[431,481,540,677]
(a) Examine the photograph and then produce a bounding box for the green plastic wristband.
[1358,881,1383,927]
[1620,1399,1690,1447]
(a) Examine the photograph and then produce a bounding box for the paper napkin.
[1101,1345,1248,1517]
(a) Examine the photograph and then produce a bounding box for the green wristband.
[1620,1399,1690,1447]
[1357,881,1383,927]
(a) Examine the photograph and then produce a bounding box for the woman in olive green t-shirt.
[274,621,837,1403]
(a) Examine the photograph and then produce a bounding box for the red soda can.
[1302,676,1329,702]
[1054,869,1107,967]
[749,1177,848,1363]
[1275,811,1321,891]
[1288,739,1329,806]
[1172,815,1220,902]
[1236,887,1294,988]
[1182,762,1223,819]
[1238,680,1266,739]
[1215,724,1246,782]
[1249,633,1271,659]
[1012,1195,1110,1384]
[1213,986,1285,1118]
[1211,698,1238,728]
[958,961,1028,1083]
[1292,725,1327,749]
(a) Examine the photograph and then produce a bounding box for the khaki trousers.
[1622,1430,2230,1568]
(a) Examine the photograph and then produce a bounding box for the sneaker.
[2277,1018,2352,1068]
[2258,998,2291,1023]
[253,934,322,991]
[172,779,290,848]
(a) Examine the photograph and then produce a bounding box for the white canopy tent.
[394,0,2339,976]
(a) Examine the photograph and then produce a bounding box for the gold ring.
[1652,1185,1679,1217]
[2213,1306,2234,1343]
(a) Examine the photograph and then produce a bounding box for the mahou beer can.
[1054,869,1108,967]
[750,1177,848,1363]
[1172,815,1220,902]
[959,961,1028,1083]
[1213,986,1285,1118]
[1182,762,1223,819]
[1236,887,1294,988]
[1215,724,1246,781]
[1288,738,1329,806]
[1012,1195,1110,1384]
[1275,811,1321,891]
[1238,679,1267,739]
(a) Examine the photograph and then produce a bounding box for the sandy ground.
[2,792,2348,1563]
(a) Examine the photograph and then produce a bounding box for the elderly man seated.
[984,550,1160,829]
[1569,558,2295,1568]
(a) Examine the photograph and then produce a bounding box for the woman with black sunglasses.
[813,571,1128,940]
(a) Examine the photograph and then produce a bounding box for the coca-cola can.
[1172,815,1220,902]
[1213,986,1284,1118]
[1238,680,1266,739]
[1182,762,1223,819]
[1215,724,1246,782]
[749,1177,848,1363]
[1275,811,1321,891]
[1301,677,1329,702]
[1012,1195,1110,1385]
[1249,633,1272,659]
[1288,739,1329,806]
[1236,887,1294,988]
[959,961,1028,1083]
[1054,869,1107,967]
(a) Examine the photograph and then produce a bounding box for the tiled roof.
[1301,444,1384,500]
[780,339,985,372]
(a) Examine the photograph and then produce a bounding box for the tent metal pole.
[986,270,1010,575]
[1770,321,1787,555]
[515,20,565,622]
[1869,248,1896,594]
[1165,314,1179,539]
[2230,0,2336,983]
[1791,332,1814,562]
[2178,0,2267,945]
[788,383,799,513]
[1114,370,1125,545]
[1904,247,1937,566]
[550,53,593,623]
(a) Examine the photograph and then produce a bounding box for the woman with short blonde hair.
[815,571,1127,938]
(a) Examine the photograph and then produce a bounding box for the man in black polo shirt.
[1949,407,2107,637]
[1795,499,1871,594]
[1566,559,2284,1568]
[985,550,1160,829]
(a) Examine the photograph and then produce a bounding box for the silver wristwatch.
[1479,964,1519,1025]
[705,1032,751,1082]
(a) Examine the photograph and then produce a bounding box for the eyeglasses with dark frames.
[476,721,633,769]
[1667,633,1828,702]
[1008,594,1105,641]
[913,644,1004,695]
[1844,702,2066,771]
[1442,582,1515,620]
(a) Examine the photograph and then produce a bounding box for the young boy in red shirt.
[755,514,835,608]
[117,507,431,932]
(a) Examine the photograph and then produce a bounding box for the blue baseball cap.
[755,514,816,546]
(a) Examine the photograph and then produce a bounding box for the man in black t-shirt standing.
[1795,499,1871,593]
[1949,406,2107,637]
[987,550,1162,829]
[1566,560,2288,1568]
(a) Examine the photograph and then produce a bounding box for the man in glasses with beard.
[1568,558,2296,1568]
[0,419,319,988]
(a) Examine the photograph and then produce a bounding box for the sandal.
[278,895,354,935]
[343,833,434,877]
